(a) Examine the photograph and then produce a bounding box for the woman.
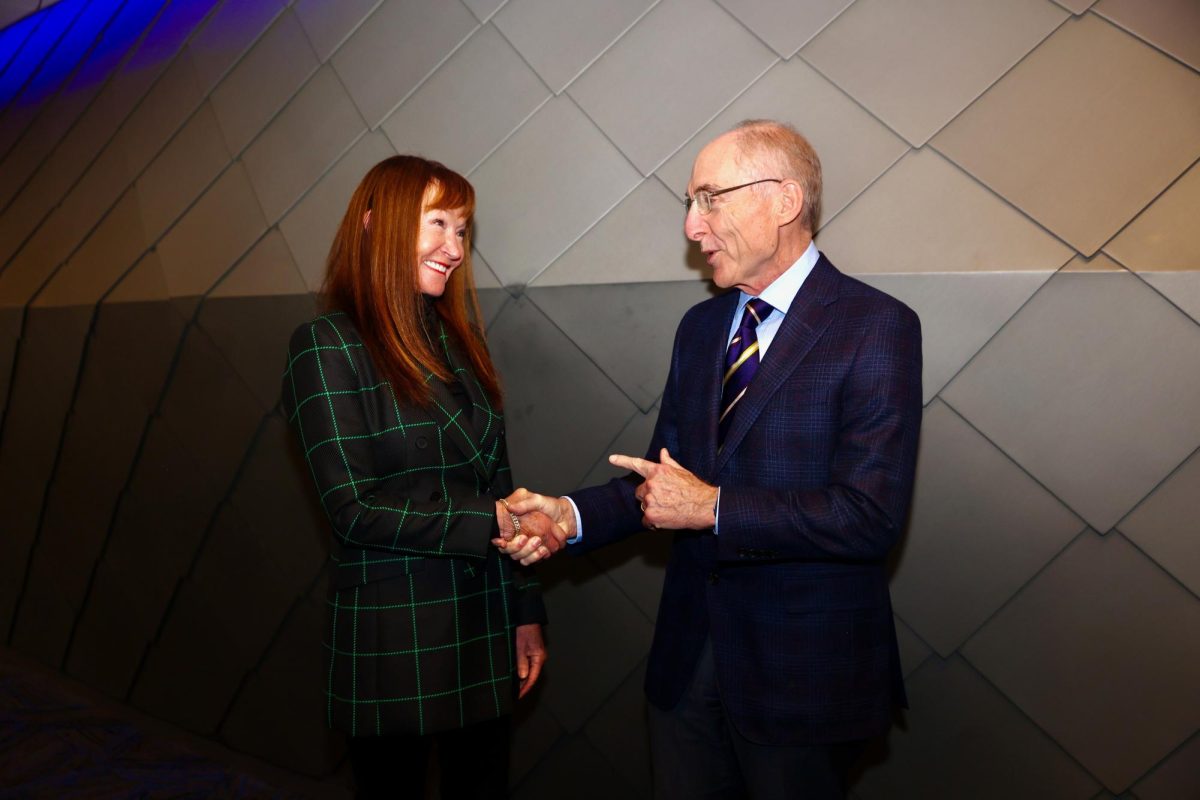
[281,156,547,799]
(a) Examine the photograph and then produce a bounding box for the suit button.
[430,490,443,502]
[707,572,719,585]
[416,436,429,449]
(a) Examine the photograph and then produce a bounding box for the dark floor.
[0,649,349,799]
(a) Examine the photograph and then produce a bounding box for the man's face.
[684,134,781,295]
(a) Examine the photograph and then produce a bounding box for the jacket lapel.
[714,254,839,475]
[428,326,500,484]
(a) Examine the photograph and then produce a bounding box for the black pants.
[649,640,865,800]
[347,715,511,800]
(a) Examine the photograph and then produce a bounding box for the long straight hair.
[322,155,501,408]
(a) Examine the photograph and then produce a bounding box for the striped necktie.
[719,298,773,447]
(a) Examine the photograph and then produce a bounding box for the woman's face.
[415,189,469,297]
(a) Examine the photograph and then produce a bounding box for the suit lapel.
[697,293,741,479]
[715,255,839,475]
[428,324,499,484]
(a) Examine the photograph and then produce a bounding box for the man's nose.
[683,205,706,240]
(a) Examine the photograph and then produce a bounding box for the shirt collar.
[735,240,819,319]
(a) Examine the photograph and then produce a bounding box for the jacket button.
[707,572,719,585]
[430,490,443,502]
[416,436,429,449]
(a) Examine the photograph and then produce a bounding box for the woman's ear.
[362,209,372,230]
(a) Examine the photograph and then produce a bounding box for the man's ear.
[362,209,372,230]
[776,180,803,227]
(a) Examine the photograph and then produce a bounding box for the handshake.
[491,449,720,566]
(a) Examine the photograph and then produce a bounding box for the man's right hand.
[492,488,576,565]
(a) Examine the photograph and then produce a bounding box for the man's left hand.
[609,448,718,531]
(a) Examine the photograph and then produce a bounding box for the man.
[498,120,922,798]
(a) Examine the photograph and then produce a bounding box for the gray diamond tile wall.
[292,0,381,64]
[853,271,1054,403]
[963,531,1200,792]
[1095,0,1200,71]
[2,0,1199,794]
[486,294,638,496]
[380,23,549,175]
[890,401,1084,656]
[567,0,776,175]
[278,130,396,292]
[716,0,852,58]
[1118,448,1200,595]
[494,0,651,93]
[656,56,908,228]
[933,13,1200,255]
[803,0,1067,146]
[207,10,318,155]
[526,281,715,410]
[855,656,1100,800]
[469,96,640,286]
[331,0,478,128]
[240,65,365,223]
[533,179,710,287]
[942,270,1200,533]
[816,148,1073,274]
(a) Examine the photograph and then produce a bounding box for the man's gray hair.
[731,119,823,233]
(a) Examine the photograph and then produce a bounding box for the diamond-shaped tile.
[208,10,318,155]
[525,281,715,411]
[487,295,638,496]
[803,0,1066,146]
[1118,448,1200,597]
[381,24,549,175]
[890,401,1084,656]
[716,0,852,58]
[933,14,1200,256]
[1138,272,1200,326]
[185,0,287,93]
[527,557,653,734]
[534,179,709,287]
[963,531,1200,791]
[134,102,232,243]
[656,57,907,229]
[277,131,396,293]
[584,659,652,797]
[855,656,1100,800]
[1133,730,1200,800]
[156,163,267,299]
[33,189,149,308]
[240,66,366,223]
[293,0,382,62]
[494,0,652,92]
[469,96,640,286]
[568,0,775,174]
[893,616,932,678]
[331,0,478,128]
[1106,162,1200,273]
[817,149,1073,274]
[854,271,1054,403]
[1052,0,1096,13]
[1095,0,1200,71]
[942,270,1200,532]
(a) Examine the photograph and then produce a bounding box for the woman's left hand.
[515,623,546,699]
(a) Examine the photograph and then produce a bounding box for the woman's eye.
[456,229,467,239]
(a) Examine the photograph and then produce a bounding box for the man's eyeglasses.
[683,178,781,215]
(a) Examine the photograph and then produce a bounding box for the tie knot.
[742,298,773,329]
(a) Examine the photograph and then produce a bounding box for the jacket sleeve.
[281,316,497,559]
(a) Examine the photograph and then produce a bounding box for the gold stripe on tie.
[723,341,760,385]
[719,386,748,424]
[746,303,764,325]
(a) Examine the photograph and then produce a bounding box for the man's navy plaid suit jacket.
[571,253,922,745]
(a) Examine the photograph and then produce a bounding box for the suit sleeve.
[715,301,923,562]
[282,317,497,559]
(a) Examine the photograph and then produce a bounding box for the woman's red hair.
[322,155,501,408]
